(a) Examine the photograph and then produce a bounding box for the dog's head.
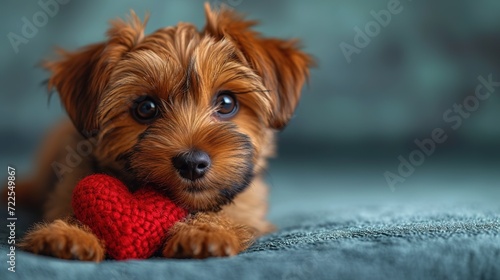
[45,4,313,212]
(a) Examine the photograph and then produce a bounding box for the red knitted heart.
[72,174,188,260]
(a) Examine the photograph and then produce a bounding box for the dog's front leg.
[19,217,105,261]
[162,212,255,258]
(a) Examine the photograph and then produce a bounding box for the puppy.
[16,3,313,261]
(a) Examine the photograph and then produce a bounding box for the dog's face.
[45,4,312,212]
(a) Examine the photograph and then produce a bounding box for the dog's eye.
[215,92,238,118]
[132,97,159,123]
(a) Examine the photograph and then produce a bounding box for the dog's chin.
[150,172,254,213]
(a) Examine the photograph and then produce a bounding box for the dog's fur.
[15,4,312,261]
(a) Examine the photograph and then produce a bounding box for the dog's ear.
[44,11,147,136]
[204,4,314,130]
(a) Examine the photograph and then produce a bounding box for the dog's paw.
[20,219,104,262]
[162,223,240,258]
[162,214,253,259]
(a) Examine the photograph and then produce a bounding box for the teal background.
[0,0,499,209]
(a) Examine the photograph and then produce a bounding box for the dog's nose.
[172,150,211,181]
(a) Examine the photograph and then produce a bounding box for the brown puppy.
[17,3,313,261]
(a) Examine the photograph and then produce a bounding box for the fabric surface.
[1,203,499,280]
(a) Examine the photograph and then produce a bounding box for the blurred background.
[1,0,499,222]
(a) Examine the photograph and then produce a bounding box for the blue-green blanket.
[1,203,499,280]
